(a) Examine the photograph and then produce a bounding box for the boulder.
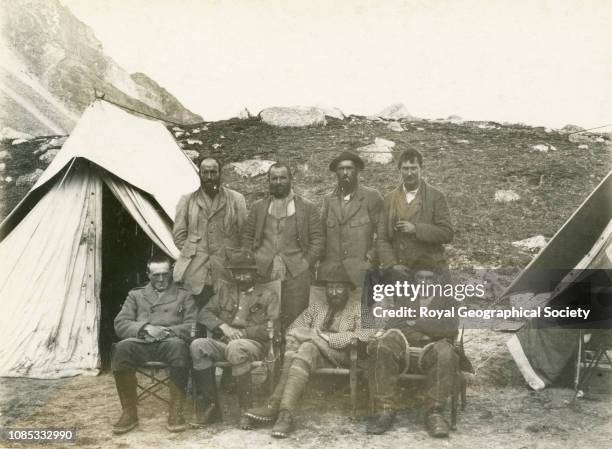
[560,124,585,134]
[447,115,464,124]
[494,190,520,203]
[387,121,404,132]
[0,162,5,171]
[39,149,60,164]
[231,160,276,178]
[378,103,419,121]
[578,144,589,149]
[357,138,395,164]
[186,139,203,145]
[12,138,27,145]
[512,235,547,252]
[16,169,44,187]
[315,106,345,120]
[0,127,34,141]
[0,150,9,160]
[183,150,199,161]
[5,176,12,183]
[531,144,556,152]
[260,107,326,127]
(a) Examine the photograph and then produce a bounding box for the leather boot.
[244,354,292,423]
[270,360,310,438]
[112,370,138,435]
[166,382,187,432]
[425,412,450,438]
[365,409,396,435]
[271,410,293,439]
[235,374,253,430]
[190,368,222,428]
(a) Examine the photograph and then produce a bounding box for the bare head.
[268,163,292,198]
[199,157,221,195]
[147,256,173,292]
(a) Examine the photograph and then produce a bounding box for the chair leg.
[460,375,467,411]
[349,344,358,419]
[450,373,458,430]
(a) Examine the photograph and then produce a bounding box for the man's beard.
[202,179,220,195]
[328,295,348,310]
[270,184,290,198]
[338,176,356,193]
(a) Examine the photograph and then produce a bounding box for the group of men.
[110,147,463,439]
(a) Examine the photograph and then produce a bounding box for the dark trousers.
[112,337,190,370]
[280,268,311,330]
[367,331,458,414]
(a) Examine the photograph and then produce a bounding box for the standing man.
[242,162,323,330]
[321,151,383,289]
[189,250,280,430]
[173,157,247,306]
[112,255,197,434]
[377,148,454,280]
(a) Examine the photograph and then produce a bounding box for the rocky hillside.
[1,110,610,287]
[0,0,202,136]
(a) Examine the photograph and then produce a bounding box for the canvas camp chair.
[574,329,612,398]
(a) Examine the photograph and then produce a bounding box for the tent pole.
[574,329,583,398]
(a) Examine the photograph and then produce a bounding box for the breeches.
[112,337,190,371]
[279,269,311,331]
[190,337,264,376]
[367,331,459,413]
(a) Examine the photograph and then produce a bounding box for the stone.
[186,139,202,145]
[16,169,44,187]
[560,124,584,134]
[357,138,395,164]
[315,106,345,120]
[39,149,60,164]
[47,136,67,148]
[231,160,276,178]
[456,139,470,144]
[183,150,199,161]
[5,176,13,183]
[12,138,27,145]
[387,121,404,132]
[260,107,326,127]
[512,235,547,252]
[494,190,520,203]
[0,162,5,171]
[447,115,464,124]
[0,150,9,160]
[531,144,556,152]
[212,143,221,149]
[378,103,419,121]
[578,144,589,149]
[174,131,184,137]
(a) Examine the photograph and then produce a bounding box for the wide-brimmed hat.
[318,261,355,290]
[226,249,258,270]
[328,151,365,172]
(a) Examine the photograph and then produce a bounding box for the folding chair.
[574,329,612,397]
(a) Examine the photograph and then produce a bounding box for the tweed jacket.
[114,282,197,342]
[241,193,324,269]
[377,180,453,271]
[321,184,384,287]
[287,287,375,350]
[198,279,280,342]
[173,186,247,294]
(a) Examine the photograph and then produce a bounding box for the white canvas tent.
[504,170,612,389]
[0,100,199,378]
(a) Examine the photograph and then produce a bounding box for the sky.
[61,0,612,128]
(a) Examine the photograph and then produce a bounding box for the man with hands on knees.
[111,255,197,435]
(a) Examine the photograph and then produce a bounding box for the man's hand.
[316,329,330,343]
[219,323,244,340]
[394,220,416,234]
[144,324,171,341]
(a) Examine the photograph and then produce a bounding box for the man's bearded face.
[199,159,221,194]
[231,269,255,287]
[325,282,350,309]
[335,160,358,193]
[269,167,292,198]
[399,159,421,190]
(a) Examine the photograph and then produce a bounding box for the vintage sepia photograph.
[0,1,611,448]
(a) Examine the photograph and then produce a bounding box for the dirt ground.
[1,330,611,449]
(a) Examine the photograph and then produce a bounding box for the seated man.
[244,262,373,438]
[189,250,280,429]
[366,268,463,438]
[112,255,197,434]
